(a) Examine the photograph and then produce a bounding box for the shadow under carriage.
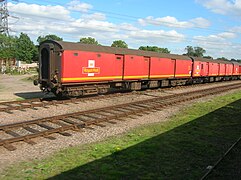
[14,91,55,99]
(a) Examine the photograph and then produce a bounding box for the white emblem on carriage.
[82,60,100,76]
[196,65,200,74]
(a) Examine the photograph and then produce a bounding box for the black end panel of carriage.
[39,40,62,84]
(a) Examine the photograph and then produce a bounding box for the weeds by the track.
[0,85,4,90]
[2,91,241,179]
[21,74,38,82]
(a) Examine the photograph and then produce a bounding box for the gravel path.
[0,75,240,173]
[0,74,43,102]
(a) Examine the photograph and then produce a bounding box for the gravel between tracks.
[0,75,241,173]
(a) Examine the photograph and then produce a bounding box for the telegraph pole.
[0,0,9,35]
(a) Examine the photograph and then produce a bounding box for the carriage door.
[218,63,220,76]
[205,62,209,76]
[40,46,51,81]
[40,43,60,83]
[49,47,61,83]
[144,57,151,79]
[200,62,208,76]
[114,54,124,80]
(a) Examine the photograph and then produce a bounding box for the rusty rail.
[1,81,239,113]
[0,92,128,113]
[1,83,241,151]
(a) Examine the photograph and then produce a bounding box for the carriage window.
[73,53,78,56]
[97,54,101,57]
[144,57,150,61]
[201,64,204,69]
[115,55,123,60]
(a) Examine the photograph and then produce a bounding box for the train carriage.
[62,50,124,83]
[219,63,226,76]
[36,40,193,96]
[239,65,241,76]
[123,55,149,80]
[232,62,239,76]
[149,57,175,79]
[35,40,241,97]
[226,63,233,76]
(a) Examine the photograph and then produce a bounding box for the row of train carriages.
[35,40,241,97]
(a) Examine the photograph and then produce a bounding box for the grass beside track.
[21,75,38,82]
[2,91,241,179]
[0,85,4,90]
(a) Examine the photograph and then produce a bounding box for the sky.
[6,0,241,59]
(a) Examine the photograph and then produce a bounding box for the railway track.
[0,81,240,113]
[0,92,127,113]
[1,82,241,151]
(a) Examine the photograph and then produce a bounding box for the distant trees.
[203,56,213,59]
[0,34,17,60]
[1,33,239,64]
[15,33,38,63]
[0,33,63,63]
[184,46,206,57]
[139,46,170,53]
[111,40,128,48]
[37,34,63,44]
[0,33,38,63]
[217,57,229,61]
[230,58,241,63]
[79,37,100,45]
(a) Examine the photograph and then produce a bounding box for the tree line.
[0,33,240,63]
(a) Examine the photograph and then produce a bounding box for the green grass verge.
[207,137,241,179]
[15,97,25,101]
[0,85,4,91]
[21,75,38,82]
[2,91,241,179]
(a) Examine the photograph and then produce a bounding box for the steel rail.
[1,81,240,113]
[1,83,241,151]
[0,92,127,112]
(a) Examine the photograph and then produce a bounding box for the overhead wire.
[7,9,241,47]
[6,0,241,53]
[18,0,240,34]
[11,0,241,38]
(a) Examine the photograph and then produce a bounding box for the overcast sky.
[7,0,241,59]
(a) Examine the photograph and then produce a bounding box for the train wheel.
[52,88,63,98]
